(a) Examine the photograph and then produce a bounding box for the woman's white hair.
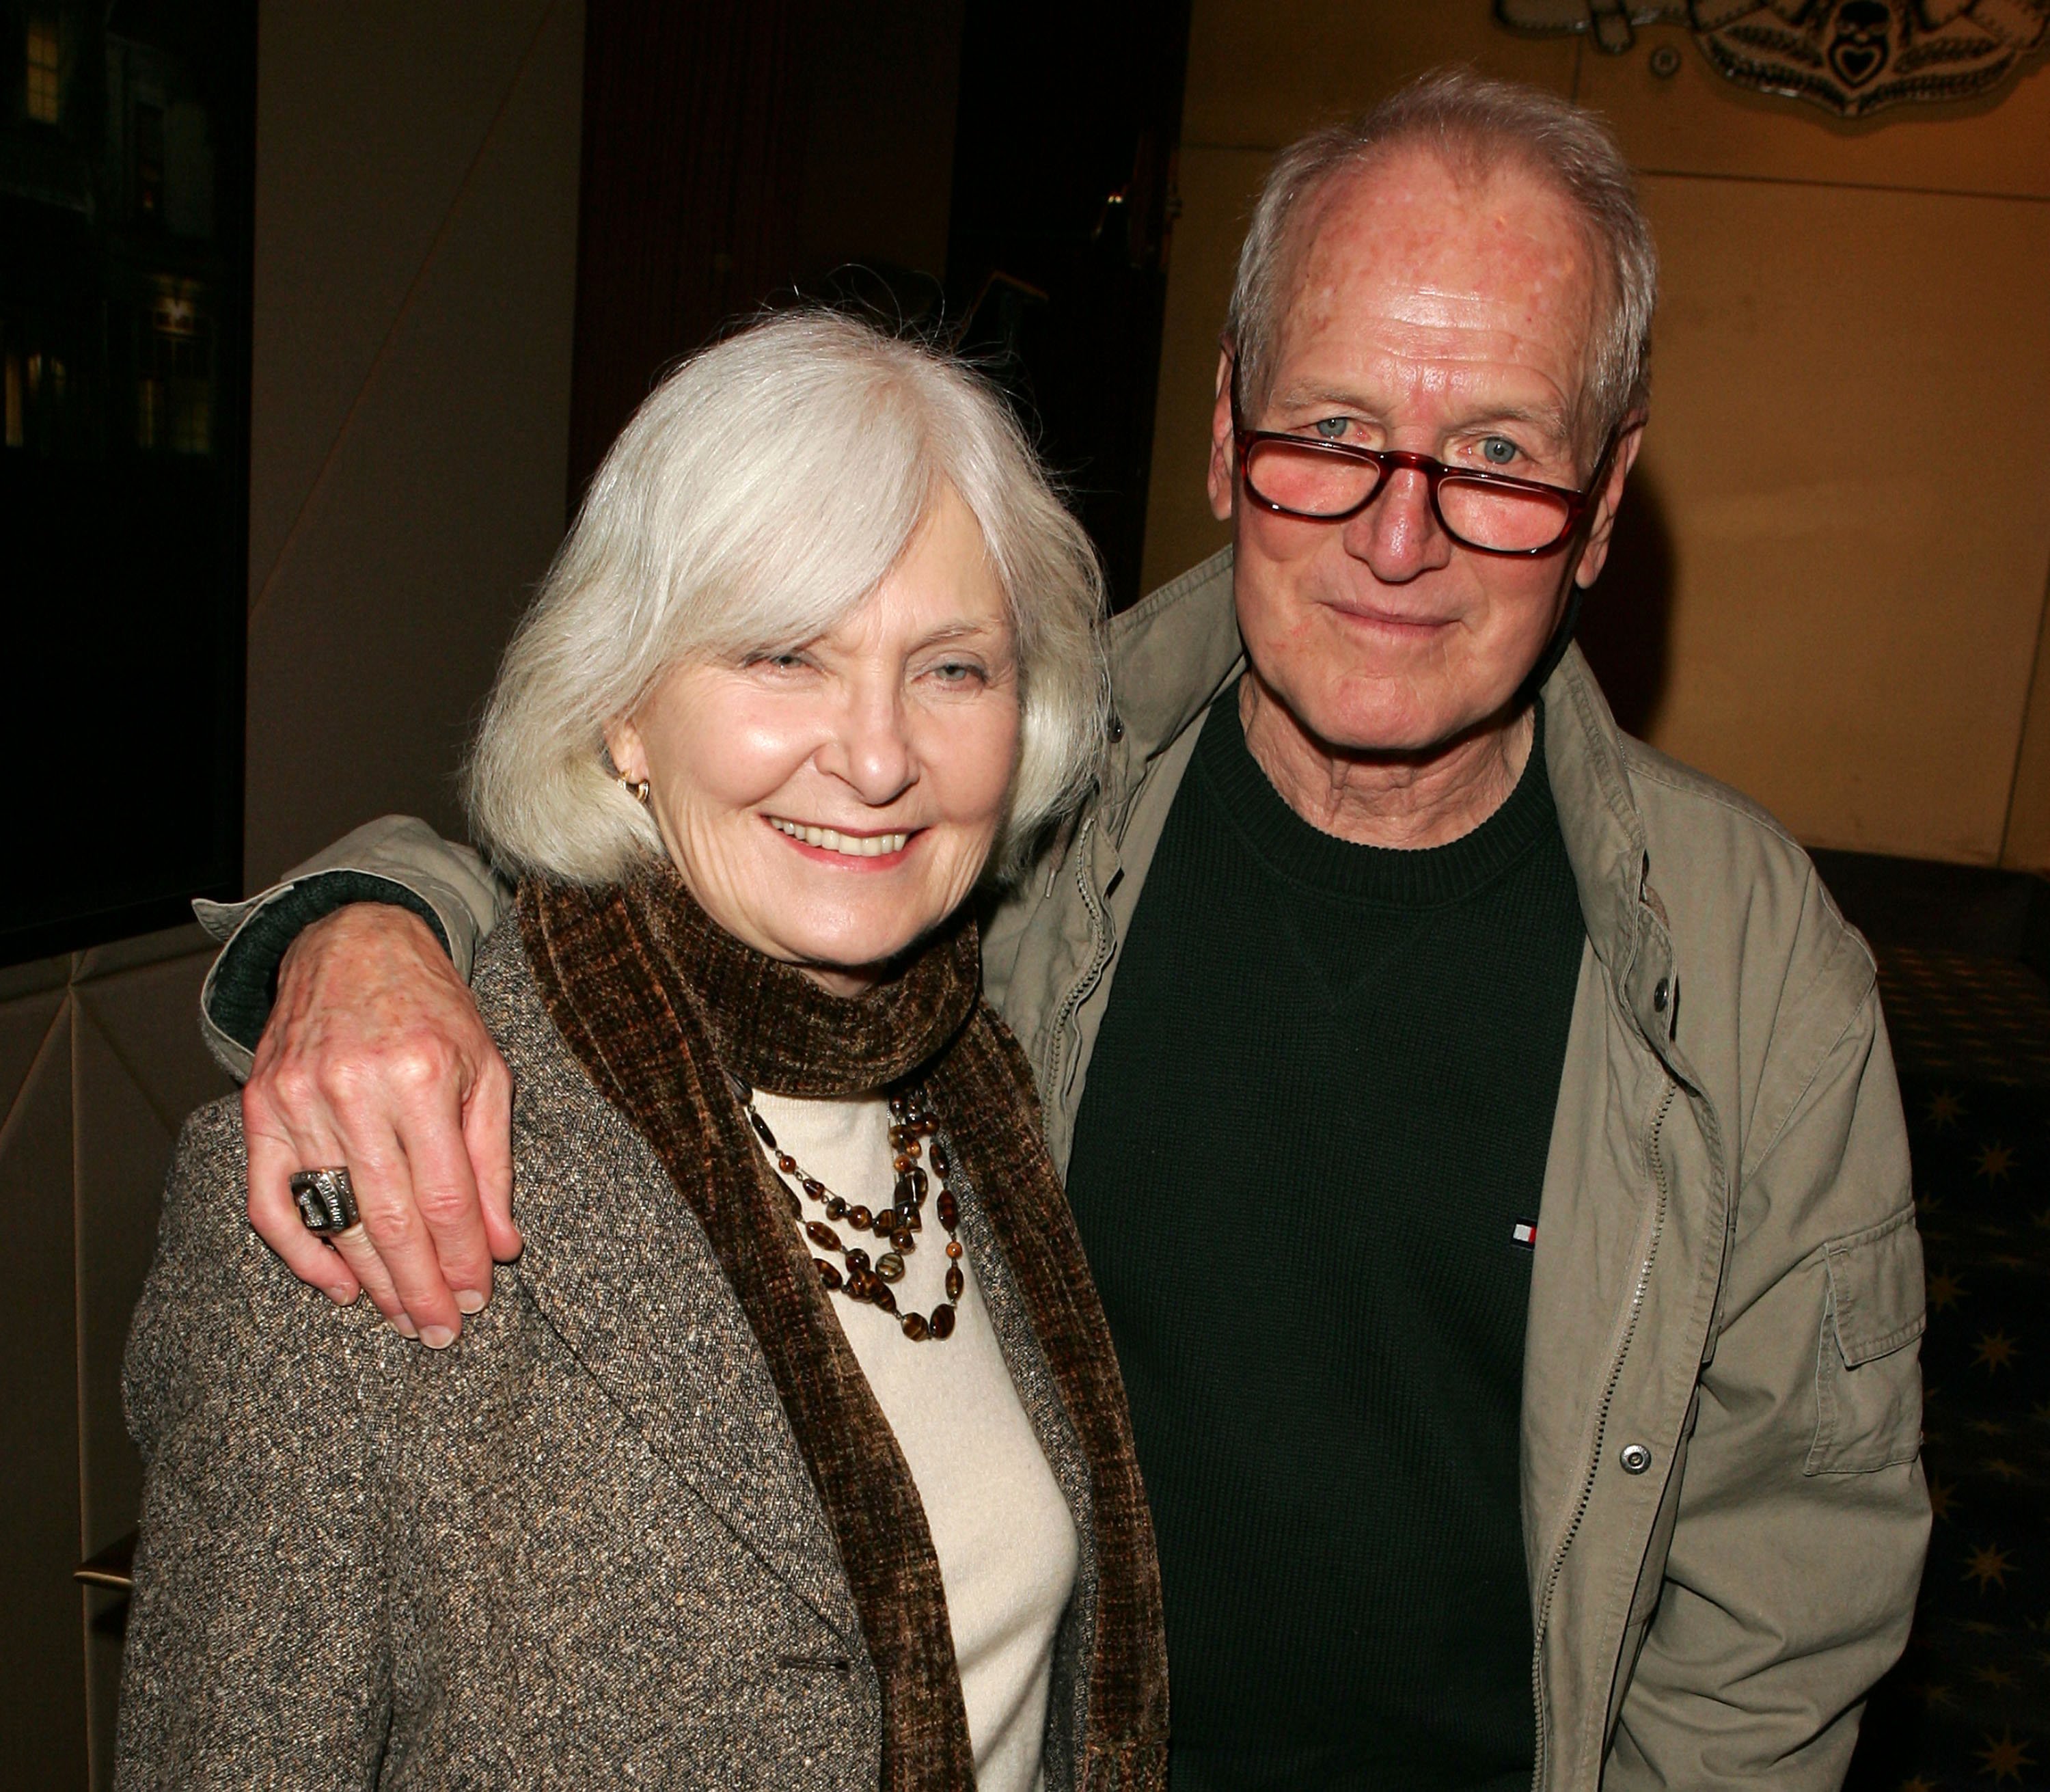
[466,310,1108,885]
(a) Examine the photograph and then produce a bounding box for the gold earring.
[618,772,651,805]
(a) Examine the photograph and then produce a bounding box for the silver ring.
[290,1167,359,1234]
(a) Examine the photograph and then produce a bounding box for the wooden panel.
[245,0,584,884]
[1140,145,1255,594]
[1626,174,2050,861]
[1181,0,1575,149]
[1996,574,2050,872]
[0,1000,85,1787]
[247,0,561,595]
[1580,22,2050,202]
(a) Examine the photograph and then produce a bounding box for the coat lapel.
[478,929,863,1642]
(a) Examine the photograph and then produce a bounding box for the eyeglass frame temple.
[1224,353,1624,559]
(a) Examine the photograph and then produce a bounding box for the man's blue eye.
[1314,417,1349,441]
[1481,437,1518,465]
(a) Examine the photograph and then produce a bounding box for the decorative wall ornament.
[1494,1,2049,116]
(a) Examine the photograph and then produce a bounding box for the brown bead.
[928,1303,956,1339]
[749,1111,776,1148]
[893,1173,914,1208]
[890,1228,914,1251]
[871,1284,898,1314]
[910,1167,929,1200]
[776,1152,797,1174]
[900,1312,930,1341]
[846,1249,871,1275]
[873,1210,896,1236]
[945,1240,962,1260]
[815,1258,843,1291]
[931,1141,951,1176]
[802,1177,826,1199]
[937,1191,959,1230]
[903,1139,922,1160]
[899,1203,922,1232]
[804,1220,841,1251]
[845,1270,873,1301]
[889,1125,914,1150]
[824,1196,847,1220]
[892,1154,912,1176]
[945,1264,964,1301]
[876,1251,905,1282]
[847,1206,872,1232]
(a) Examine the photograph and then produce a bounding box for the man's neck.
[1238,673,1534,850]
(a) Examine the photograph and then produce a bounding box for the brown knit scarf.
[518,867,1168,1791]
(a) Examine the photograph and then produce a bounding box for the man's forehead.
[1275,148,1600,379]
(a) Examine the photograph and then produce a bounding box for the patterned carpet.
[1844,951,2050,1791]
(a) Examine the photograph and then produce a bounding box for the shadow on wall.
[1576,461,1675,740]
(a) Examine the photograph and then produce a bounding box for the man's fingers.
[244,1114,361,1306]
[332,1114,465,1346]
[392,1082,497,1319]
[326,1225,412,1335]
[466,1046,521,1265]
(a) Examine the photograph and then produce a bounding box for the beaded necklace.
[730,1076,965,1342]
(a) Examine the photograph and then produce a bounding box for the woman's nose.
[1345,465,1453,580]
[824,690,917,806]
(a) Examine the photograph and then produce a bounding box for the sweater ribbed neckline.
[1199,684,1558,908]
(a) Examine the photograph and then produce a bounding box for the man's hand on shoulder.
[243,902,518,1346]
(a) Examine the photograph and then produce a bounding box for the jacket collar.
[474,930,864,1640]
[1106,545,1691,1078]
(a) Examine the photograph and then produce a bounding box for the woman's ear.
[604,715,650,785]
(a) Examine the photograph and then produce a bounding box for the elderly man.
[191,71,1925,1789]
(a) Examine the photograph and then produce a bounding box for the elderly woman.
[118,312,1168,1790]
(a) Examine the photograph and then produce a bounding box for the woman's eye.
[1479,436,1520,467]
[927,660,986,686]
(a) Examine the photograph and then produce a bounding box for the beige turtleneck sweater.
[751,1087,1080,1792]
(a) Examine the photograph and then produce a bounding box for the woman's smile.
[764,813,920,864]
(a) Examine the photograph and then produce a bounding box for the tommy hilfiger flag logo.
[1511,1221,1538,1250]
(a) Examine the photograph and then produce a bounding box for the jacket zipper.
[1040,816,1116,1107]
[1529,1078,1678,1789]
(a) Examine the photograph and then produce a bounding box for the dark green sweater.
[1063,686,1586,1790]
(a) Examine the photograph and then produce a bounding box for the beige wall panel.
[72,949,229,1562]
[245,0,584,883]
[68,930,226,1792]
[1628,174,2050,860]
[1182,0,1576,149]
[248,0,561,593]
[0,1004,86,1785]
[0,963,65,1120]
[1142,145,1260,595]
[1995,578,2050,871]
[1578,24,2050,201]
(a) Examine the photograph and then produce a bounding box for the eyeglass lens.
[1243,437,1574,552]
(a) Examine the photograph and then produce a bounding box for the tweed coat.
[118,923,1117,1789]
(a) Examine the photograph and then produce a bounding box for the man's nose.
[823,686,917,806]
[1343,465,1453,580]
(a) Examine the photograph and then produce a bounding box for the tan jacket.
[198,548,1929,1789]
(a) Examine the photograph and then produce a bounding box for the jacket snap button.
[1107,712,1125,743]
[1652,979,1669,1013]
[1619,1442,1653,1476]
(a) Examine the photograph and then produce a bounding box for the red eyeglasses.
[1229,367,1617,558]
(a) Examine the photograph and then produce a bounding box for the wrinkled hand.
[243,903,518,1345]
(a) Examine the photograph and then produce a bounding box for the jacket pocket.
[1805,1202,1926,1476]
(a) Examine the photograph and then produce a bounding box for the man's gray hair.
[467,310,1108,885]
[1227,68,1658,456]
